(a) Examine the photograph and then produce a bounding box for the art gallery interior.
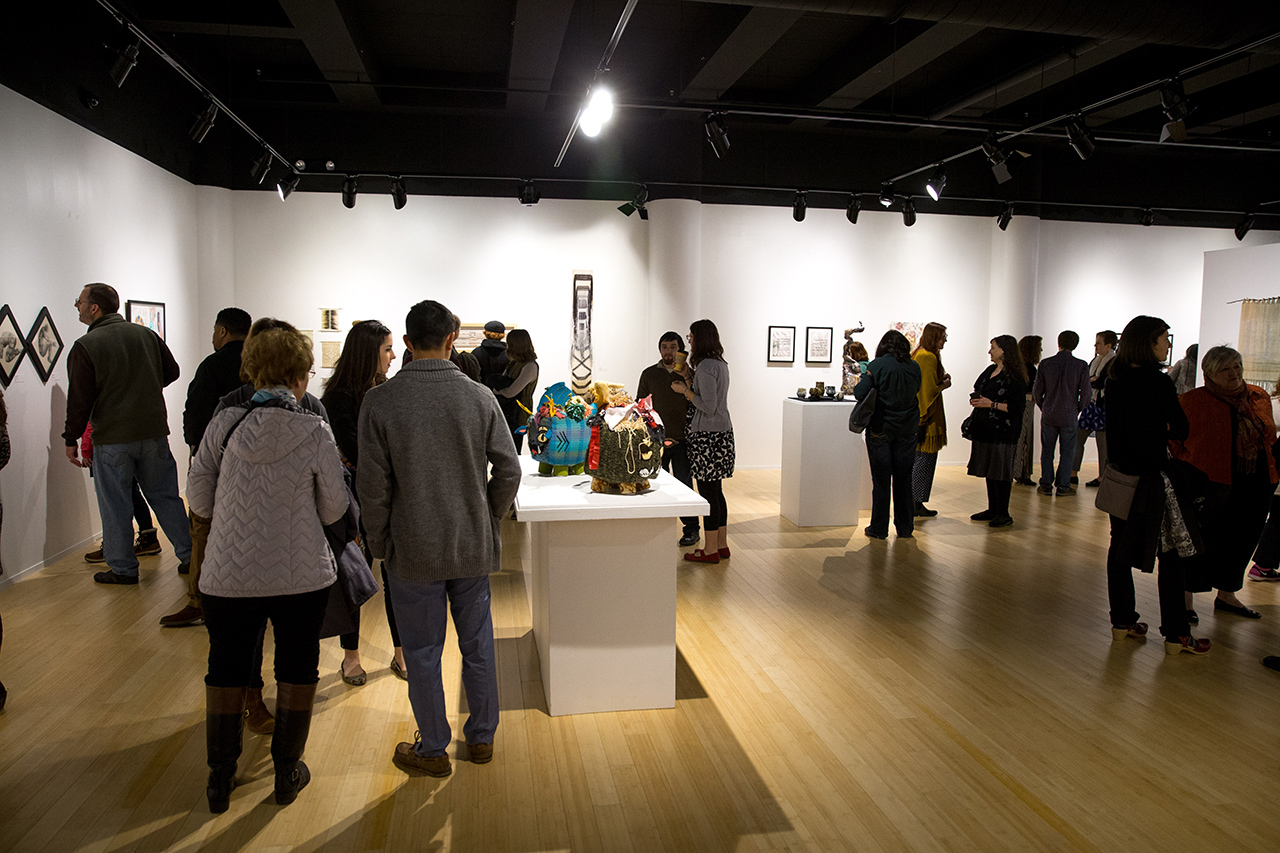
[3,2,1280,850]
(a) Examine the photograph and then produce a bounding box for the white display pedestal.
[514,457,709,716]
[780,397,872,527]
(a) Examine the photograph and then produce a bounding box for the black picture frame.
[126,299,166,341]
[806,326,834,364]
[0,304,26,387]
[24,306,64,384]
[768,325,795,363]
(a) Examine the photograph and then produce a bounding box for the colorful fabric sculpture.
[584,381,665,494]
[527,382,594,475]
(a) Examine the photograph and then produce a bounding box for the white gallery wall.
[1199,241,1280,351]
[4,81,1280,580]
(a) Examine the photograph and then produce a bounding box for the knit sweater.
[688,357,732,434]
[913,349,947,453]
[356,359,522,583]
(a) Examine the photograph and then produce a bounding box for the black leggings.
[204,587,330,687]
[985,479,1012,515]
[338,564,401,651]
[697,478,728,531]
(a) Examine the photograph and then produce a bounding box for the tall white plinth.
[780,398,871,527]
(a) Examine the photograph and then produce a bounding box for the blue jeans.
[388,573,499,757]
[866,432,916,537]
[93,438,193,577]
[1039,422,1077,492]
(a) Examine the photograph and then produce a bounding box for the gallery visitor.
[1245,373,1280,582]
[672,319,735,563]
[853,330,922,540]
[1013,335,1041,486]
[911,322,950,518]
[965,335,1028,528]
[471,319,508,385]
[1169,343,1199,395]
[1074,329,1117,487]
[637,331,700,546]
[321,319,405,685]
[492,329,539,453]
[1032,331,1092,497]
[189,324,348,811]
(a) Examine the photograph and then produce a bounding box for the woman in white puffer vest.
[188,324,348,814]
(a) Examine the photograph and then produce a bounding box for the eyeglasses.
[308,369,316,377]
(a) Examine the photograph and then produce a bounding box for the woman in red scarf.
[1172,346,1278,620]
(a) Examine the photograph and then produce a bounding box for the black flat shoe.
[988,515,1013,528]
[914,502,938,518]
[1214,599,1262,619]
[1263,656,1280,672]
[970,509,997,521]
[1015,478,1035,487]
[678,531,700,547]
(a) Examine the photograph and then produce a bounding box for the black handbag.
[849,386,877,433]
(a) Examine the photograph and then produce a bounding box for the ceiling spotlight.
[1065,115,1095,160]
[518,180,541,206]
[902,196,917,227]
[997,202,1013,231]
[342,176,357,209]
[1141,208,1155,227]
[189,102,217,143]
[846,195,861,224]
[879,184,895,207]
[792,191,807,222]
[579,86,614,138]
[110,39,141,88]
[391,177,407,210]
[618,184,649,219]
[277,171,300,201]
[982,133,1017,184]
[1159,78,1191,143]
[250,148,273,184]
[704,112,730,159]
[925,166,946,201]
[1235,214,1255,241]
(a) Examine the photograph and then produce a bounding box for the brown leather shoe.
[244,688,275,734]
[159,605,204,627]
[467,742,493,764]
[393,738,451,777]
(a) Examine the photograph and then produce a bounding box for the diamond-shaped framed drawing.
[0,304,25,387]
[25,306,64,384]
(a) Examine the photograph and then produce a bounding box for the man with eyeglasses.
[63,283,192,585]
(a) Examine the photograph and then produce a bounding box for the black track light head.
[902,197,916,227]
[1235,214,1255,241]
[619,184,649,218]
[250,149,272,184]
[189,102,217,143]
[792,191,807,222]
[846,195,861,224]
[982,133,1016,184]
[518,180,541,206]
[1065,115,1096,160]
[110,39,141,88]
[925,166,946,201]
[879,184,895,207]
[277,171,300,201]
[1141,208,1155,227]
[1159,78,1191,143]
[997,203,1013,231]
[704,112,730,159]
[391,177,407,210]
[342,176,357,209]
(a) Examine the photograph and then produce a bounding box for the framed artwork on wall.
[768,326,795,363]
[126,300,166,341]
[805,326,834,363]
[24,306,64,383]
[0,304,26,387]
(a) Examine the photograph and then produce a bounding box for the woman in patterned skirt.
[672,319,735,564]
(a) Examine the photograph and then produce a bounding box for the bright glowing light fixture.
[580,87,614,138]
[879,184,895,207]
[925,166,946,201]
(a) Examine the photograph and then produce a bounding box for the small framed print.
[0,304,26,387]
[768,325,795,363]
[126,300,166,341]
[24,306,64,383]
[806,326,834,363]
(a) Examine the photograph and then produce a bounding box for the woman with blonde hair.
[189,324,348,812]
[911,323,951,517]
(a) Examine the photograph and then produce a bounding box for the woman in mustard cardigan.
[1172,345,1278,620]
[911,323,951,517]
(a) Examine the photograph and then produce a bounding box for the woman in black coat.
[966,334,1027,527]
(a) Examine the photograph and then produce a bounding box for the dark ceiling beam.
[507,0,576,112]
[1191,101,1280,135]
[928,38,1141,121]
[276,0,379,109]
[681,6,805,101]
[1090,52,1280,126]
[142,20,300,40]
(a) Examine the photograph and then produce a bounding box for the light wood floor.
[3,465,1280,852]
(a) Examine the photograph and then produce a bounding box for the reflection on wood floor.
[2,465,1279,851]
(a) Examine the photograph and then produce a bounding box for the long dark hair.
[689,319,725,366]
[1110,315,1168,376]
[875,330,911,362]
[992,334,1028,385]
[506,329,537,365]
[1018,335,1042,367]
[912,321,946,377]
[323,320,391,408]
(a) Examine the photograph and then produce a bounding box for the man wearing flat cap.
[471,320,509,386]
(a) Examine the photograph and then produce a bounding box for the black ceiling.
[7,0,1280,230]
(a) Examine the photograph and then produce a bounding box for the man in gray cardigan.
[357,300,521,778]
